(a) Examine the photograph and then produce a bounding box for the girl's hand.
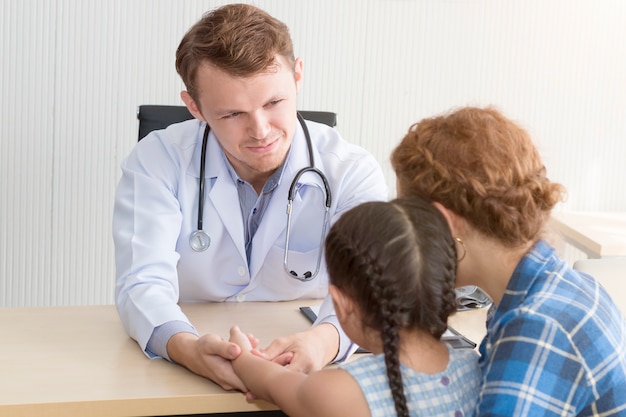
[229,326,259,353]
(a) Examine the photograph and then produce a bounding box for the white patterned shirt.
[340,345,480,417]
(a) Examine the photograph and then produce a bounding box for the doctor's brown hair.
[176,3,296,100]
[391,106,565,248]
[324,197,458,417]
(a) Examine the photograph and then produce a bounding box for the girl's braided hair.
[324,197,458,417]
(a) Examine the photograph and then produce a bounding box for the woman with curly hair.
[391,106,626,416]
[229,197,480,417]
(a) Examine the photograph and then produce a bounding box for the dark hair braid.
[372,273,410,417]
[399,202,458,339]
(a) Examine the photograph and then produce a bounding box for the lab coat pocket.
[257,245,328,300]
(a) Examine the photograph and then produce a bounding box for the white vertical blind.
[2,0,625,307]
[2,0,56,306]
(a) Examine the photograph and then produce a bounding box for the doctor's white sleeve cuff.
[315,315,359,363]
[313,296,359,363]
[146,320,199,361]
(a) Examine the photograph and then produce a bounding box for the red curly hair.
[391,106,566,247]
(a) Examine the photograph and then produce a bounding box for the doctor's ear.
[180,91,206,122]
[293,57,303,92]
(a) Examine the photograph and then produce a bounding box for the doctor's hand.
[166,331,258,392]
[260,323,340,374]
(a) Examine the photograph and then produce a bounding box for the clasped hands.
[166,323,339,393]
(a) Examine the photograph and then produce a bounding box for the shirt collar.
[495,239,556,317]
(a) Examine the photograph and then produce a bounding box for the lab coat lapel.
[203,132,247,261]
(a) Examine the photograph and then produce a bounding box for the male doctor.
[113,4,387,392]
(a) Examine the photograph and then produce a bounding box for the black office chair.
[137,105,337,141]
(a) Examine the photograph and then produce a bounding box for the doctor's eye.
[266,99,283,107]
[221,112,242,120]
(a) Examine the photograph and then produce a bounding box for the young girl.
[229,197,480,417]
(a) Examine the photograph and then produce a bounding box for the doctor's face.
[183,55,302,187]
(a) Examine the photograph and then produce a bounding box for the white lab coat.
[113,118,388,356]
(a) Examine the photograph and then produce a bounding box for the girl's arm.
[229,326,369,417]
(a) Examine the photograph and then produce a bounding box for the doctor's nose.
[247,112,272,140]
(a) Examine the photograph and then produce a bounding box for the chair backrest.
[573,257,626,314]
[137,105,337,141]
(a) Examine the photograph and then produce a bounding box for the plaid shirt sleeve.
[476,312,588,416]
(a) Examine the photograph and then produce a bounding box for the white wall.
[2,0,625,307]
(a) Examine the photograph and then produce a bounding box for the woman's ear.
[432,202,465,236]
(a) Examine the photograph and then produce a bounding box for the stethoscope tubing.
[189,112,332,282]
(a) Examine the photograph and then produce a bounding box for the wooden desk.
[0,301,486,417]
[550,211,626,258]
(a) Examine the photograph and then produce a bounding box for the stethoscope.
[189,113,332,282]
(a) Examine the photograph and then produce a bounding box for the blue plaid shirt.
[476,240,626,416]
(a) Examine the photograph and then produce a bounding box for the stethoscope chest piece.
[189,230,211,252]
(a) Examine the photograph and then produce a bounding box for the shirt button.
[237,266,246,276]
[236,294,246,302]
